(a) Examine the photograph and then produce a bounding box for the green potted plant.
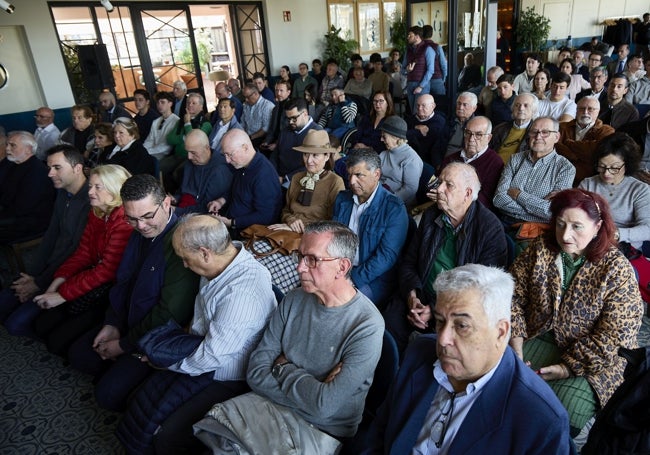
[389,13,407,56]
[322,25,359,72]
[516,6,551,52]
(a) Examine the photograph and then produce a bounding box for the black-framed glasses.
[463,129,489,139]
[291,251,341,268]
[528,129,558,138]
[432,391,457,448]
[124,201,163,225]
[596,164,625,174]
[287,112,305,122]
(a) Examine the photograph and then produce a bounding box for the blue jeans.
[429,78,445,95]
[2,293,40,338]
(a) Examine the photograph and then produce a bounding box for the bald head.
[35,107,55,128]
[415,94,436,119]
[221,129,256,169]
[215,82,230,99]
[185,130,211,166]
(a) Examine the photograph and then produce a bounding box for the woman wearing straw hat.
[269,129,345,233]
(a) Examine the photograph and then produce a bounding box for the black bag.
[582,346,650,454]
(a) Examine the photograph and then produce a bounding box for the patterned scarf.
[297,171,327,206]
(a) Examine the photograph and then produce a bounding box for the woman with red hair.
[509,188,643,438]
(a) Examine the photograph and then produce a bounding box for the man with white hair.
[446,92,478,157]
[489,93,538,164]
[383,162,508,353]
[364,264,572,454]
[0,131,55,242]
[33,106,60,159]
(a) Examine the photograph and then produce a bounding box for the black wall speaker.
[77,44,115,90]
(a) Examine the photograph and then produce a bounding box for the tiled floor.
[0,327,124,455]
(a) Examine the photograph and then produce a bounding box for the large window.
[328,0,405,54]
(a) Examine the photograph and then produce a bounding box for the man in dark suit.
[362,264,573,455]
[607,44,630,77]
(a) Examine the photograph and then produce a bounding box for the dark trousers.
[34,303,107,356]
[68,325,152,411]
[117,370,248,454]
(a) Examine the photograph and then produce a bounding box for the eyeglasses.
[463,130,489,139]
[291,251,341,268]
[124,201,163,225]
[221,149,237,159]
[596,164,625,174]
[287,112,305,122]
[528,129,558,138]
[432,391,457,448]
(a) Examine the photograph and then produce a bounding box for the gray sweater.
[247,287,384,437]
[379,142,423,207]
[579,175,650,248]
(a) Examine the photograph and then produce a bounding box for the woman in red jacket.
[30,164,133,355]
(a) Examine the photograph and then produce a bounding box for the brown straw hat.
[293,129,339,154]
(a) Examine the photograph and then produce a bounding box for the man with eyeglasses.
[363,264,571,454]
[173,129,233,216]
[118,213,276,454]
[441,116,503,210]
[383,162,507,354]
[67,174,199,413]
[269,98,322,185]
[575,67,608,108]
[490,93,538,164]
[240,82,275,150]
[33,106,60,160]
[538,72,577,123]
[494,116,575,225]
[600,73,639,129]
[578,50,605,82]
[194,221,383,453]
[207,129,282,238]
[556,96,615,185]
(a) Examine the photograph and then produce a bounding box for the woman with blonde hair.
[3,165,134,356]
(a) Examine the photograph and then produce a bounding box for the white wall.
[522,0,648,41]
[262,0,329,76]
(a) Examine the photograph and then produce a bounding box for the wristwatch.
[272,362,289,379]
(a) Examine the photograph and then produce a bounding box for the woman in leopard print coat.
[509,189,643,432]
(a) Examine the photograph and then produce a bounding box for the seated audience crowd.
[2,38,650,453]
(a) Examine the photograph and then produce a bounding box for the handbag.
[240,224,302,257]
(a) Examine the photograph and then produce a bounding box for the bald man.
[207,129,282,237]
[212,81,242,122]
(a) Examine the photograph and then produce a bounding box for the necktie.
[618,60,624,73]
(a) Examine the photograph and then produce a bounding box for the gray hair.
[304,221,359,275]
[175,213,231,254]
[433,264,513,337]
[487,66,504,78]
[591,66,608,78]
[457,91,478,106]
[187,92,205,107]
[441,161,481,202]
[8,131,37,154]
[173,80,187,91]
[532,116,559,132]
[346,148,381,172]
[469,116,492,134]
[512,93,539,119]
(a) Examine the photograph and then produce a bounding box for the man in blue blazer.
[362,264,574,455]
[333,148,409,309]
